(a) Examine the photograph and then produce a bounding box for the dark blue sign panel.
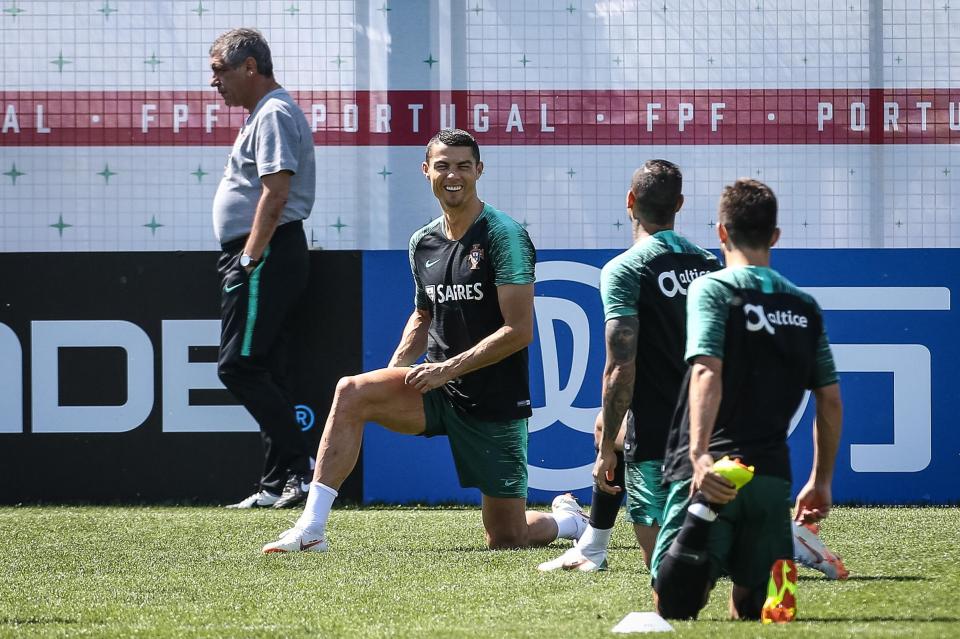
[363,249,959,505]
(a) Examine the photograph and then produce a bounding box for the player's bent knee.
[485,528,529,550]
[654,590,704,621]
[653,557,712,620]
[327,375,370,422]
[333,375,365,409]
[334,375,358,397]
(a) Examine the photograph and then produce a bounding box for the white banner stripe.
[805,287,951,311]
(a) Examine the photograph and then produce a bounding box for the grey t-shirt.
[212,88,316,244]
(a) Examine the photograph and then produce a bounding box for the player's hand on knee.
[404,362,452,393]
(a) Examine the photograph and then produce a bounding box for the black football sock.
[653,493,720,620]
[589,450,626,530]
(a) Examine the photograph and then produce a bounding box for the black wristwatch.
[239,253,260,268]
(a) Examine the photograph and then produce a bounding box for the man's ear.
[626,190,636,221]
[717,222,729,245]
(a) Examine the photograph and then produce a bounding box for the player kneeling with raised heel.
[649,179,843,623]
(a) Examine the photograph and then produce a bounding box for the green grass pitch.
[3,506,958,638]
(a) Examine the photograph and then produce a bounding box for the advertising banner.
[0,251,363,503]
[362,249,959,505]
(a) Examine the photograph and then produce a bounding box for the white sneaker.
[261,527,328,554]
[537,546,607,572]
[551,493,589,540]
[792,521,849,580]
[226,490,280,509]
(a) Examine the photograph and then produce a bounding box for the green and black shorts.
[421,388,528,499]
[625,459,668,526]
[649,475,793,591]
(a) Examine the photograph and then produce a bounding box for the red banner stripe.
[2,89,959,146]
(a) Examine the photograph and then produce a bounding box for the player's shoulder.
[696,266,817,306]
[766,269,820,307]
[602,233,667,276]
[688,266,735,298]
[479,204,534,257]
[480,203,526,236]
[409,217,444,250]
[601,244,646,281]
[603,230,715,275]
[659,230,719,264]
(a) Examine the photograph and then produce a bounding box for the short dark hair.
[630,159,682,225]
[425,128,481,164]
[210,28,273,77]
[718,178,778,249]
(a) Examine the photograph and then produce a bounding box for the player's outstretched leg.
[538,451,625,572]
[262,368,426,554]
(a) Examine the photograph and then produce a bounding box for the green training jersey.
[662,265,838,483]
[600,230,720,462]
[409,203,536,421]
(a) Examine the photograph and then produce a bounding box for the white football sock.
[553,511,588,541]
[576,525,613,564]
[295,482,338,535]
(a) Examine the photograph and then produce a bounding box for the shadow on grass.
[0,617,78,625]
[798,616,959,623]
[799,575,927,582]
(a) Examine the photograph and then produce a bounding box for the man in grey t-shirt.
[209,28,315,510]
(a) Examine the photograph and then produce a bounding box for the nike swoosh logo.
[224,282,244,293]
[299,538,324,550]
[425,259,441,268]
[503,479,518,486]
[562,558,590,570]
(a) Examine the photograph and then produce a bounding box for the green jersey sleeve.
[408,230,430,310]
[600,256,642,321]
[487,210,536,286]
[685,275,731,361]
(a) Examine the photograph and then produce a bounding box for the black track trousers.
[217,220,311,495]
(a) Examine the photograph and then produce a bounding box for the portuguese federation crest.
[468,244,485,270]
